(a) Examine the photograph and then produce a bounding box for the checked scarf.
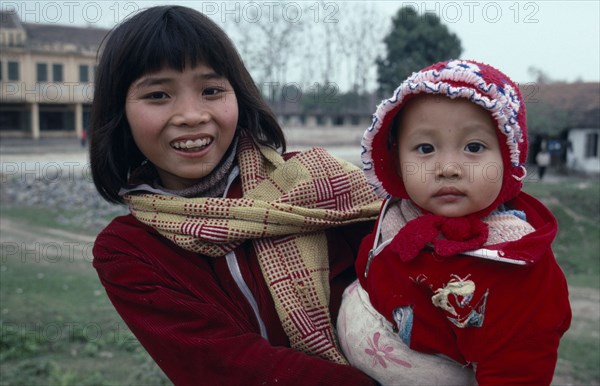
[125,136,381,364]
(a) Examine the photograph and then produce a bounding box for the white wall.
[567,128,600,173]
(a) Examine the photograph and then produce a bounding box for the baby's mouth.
[171,137,213,151]
[433,187,464,197]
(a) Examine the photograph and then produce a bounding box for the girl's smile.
[170,136,213,151]
[125,63,238,190]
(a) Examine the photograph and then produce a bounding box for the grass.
[0,242,171,385]
[559,323,600,384]
[0,206,83,232]
[0,176,598,385]
[0,205,171,385]
[523,177,600,385]
[0,205,125,236]
[523,177,600,289]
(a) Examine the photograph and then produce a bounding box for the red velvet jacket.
[93,178,377,386]
[357,192,571,385]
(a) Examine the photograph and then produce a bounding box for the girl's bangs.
[127,13,221,80]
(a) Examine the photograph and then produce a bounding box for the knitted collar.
[379,199,534,263]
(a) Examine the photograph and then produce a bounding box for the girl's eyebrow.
[133,72,225,89]
[195,72,224,81]
[133,77,172,89]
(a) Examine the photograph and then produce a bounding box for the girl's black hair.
[90,5,285,203]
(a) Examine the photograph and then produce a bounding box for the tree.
[526,102,569,137]
[335,3,383,94]
[527,66,553,84]
[232,2,306,91]
[376,7,462,94]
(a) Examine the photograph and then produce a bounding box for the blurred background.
[1,1,599,385]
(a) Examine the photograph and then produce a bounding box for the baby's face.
[395,94,503,217]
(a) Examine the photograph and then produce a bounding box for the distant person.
[337,59,572,385]
[80,129,87,147]
[88,5,383,385]
[536,144,551,180]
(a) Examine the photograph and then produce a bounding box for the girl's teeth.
[173,138,212,149]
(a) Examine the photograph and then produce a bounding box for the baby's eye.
[416,144,435,154]
[465,143,485,153]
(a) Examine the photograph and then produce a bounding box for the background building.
[0,11,108,139]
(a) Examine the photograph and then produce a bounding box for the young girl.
[89,6,382,385]
[337,59,571,385]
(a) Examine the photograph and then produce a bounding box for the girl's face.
[125,63,238,190]
[396,95,503,217]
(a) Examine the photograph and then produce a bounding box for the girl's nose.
[172,96,210,127]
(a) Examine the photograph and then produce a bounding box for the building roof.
[0,11,23,29]
[23,22,109,50]
[0,11,109,52]
[531,82,600,128]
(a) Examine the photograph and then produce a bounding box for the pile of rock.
[1,173,127,234]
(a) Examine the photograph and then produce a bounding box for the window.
[79,64,89,82]
[53,64,63,82]
[37,63,48,82]
[585,132,599,158]
[8,61,19,81]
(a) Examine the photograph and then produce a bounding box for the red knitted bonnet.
[361,59,528,214]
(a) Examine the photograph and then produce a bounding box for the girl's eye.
[465,143,485,153]
[203,87,224,97]
[416,144,435,154]
[144,91,169,100]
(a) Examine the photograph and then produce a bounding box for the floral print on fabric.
[337,280,476,385]
[365,332,412,369]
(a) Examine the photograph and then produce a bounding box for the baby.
[338,59,571,385]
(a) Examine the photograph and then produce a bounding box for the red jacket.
[93,178,377,386]
[357,192,571,385]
